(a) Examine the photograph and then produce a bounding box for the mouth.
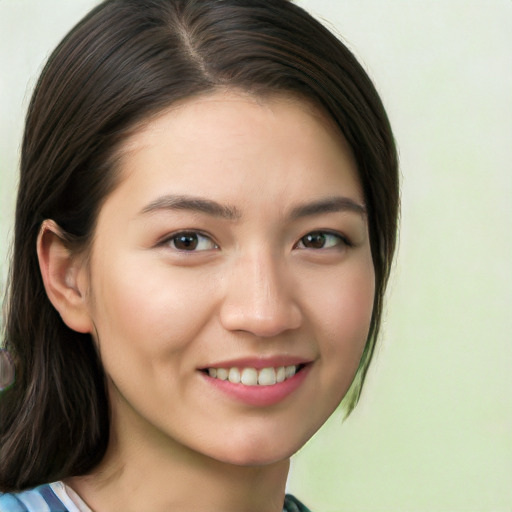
[200,364,307,387]
[199,360,312,406]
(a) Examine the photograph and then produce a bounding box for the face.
[82,91,375,466]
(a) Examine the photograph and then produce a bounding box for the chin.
[218,451,291,468]
[206,433,303,468]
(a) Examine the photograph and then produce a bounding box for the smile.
[205,365,302,386]
[200,361,311,406]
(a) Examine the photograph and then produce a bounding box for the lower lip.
[200,365,311,407]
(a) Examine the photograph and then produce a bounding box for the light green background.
[1,1,511,511]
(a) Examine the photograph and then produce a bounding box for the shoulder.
[0,484,69,512]
[284,494,313,512]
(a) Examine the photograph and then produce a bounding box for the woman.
[0,0,398,510]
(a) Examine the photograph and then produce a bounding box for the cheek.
[303,258,375,371]
[290,258,375,433]
[89,256,218,357]
[312,257,374,323]
[325,271,374,343]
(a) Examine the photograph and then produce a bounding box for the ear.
[37,220,93,334]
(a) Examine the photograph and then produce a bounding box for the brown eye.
[168,232,217,251]
[297,231,346,250]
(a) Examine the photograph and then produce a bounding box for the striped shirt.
[0,482,311,511]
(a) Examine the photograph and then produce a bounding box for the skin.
[39,91,375,512]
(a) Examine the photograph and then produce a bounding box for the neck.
[66,392,290,512]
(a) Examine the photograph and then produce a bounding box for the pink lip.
[199,362,312,407]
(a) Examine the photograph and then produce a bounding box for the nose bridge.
[220,247,302,337]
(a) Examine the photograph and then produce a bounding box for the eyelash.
[294,231,351,250]
[160,230,351,252]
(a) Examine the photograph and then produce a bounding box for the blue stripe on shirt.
[0,492,29,512]
[38,486,68,512]
[0,485,69,512]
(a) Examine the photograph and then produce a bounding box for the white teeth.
[216,368,228,380]
[206,365,300,386]
[258,367,276,386]
[285,365,297,379]
[228,367,241,384]
[241,368,258,386]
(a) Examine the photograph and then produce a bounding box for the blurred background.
[1,1,511,511]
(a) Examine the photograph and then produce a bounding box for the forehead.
[109,89,362,213]
[122,89,352,162]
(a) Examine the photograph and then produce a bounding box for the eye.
[295,231,349,250]
[165,231,218,252]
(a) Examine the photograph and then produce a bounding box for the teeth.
[216,368,228,380]
[241,368,258,386]
[228,367,241,384]
[206,365,299,386]
[285,365,296,379]
[258,367,276,386]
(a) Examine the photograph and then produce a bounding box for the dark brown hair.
[0,0,398,491]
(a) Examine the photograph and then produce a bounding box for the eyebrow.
[139,194,366,220]
[289,196,367,219]
[140,194,241,220]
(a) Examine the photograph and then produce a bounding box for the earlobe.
[37,220,93,334]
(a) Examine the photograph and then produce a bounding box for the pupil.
[303,233,325,249]
[175,234,198,250]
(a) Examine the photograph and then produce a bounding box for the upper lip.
[199,356,313,370]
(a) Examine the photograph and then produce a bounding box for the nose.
[219,251,303,338]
